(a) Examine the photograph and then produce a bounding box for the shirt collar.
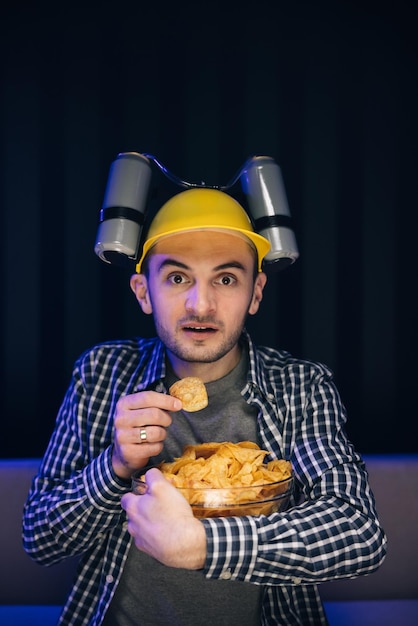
[133,337,167,392]
[241,330,272,401]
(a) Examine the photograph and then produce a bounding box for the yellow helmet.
[135,188,270,273]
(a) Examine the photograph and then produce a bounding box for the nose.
[185,281,215,315]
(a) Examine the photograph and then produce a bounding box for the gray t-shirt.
[103,351,262,625]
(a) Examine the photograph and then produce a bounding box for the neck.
[167,345,242,384]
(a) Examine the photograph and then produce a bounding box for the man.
[23,188,387,625]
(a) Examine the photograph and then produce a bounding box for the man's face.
[131,231,266,379]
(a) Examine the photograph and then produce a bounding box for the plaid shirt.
[23,332,386,625]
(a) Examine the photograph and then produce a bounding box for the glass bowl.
[132,471,293,518]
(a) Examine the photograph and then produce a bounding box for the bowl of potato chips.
[132,441,293,518]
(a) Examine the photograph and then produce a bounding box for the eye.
[168,273,187,284]
[215,274,236,286]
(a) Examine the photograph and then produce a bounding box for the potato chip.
[155,441,292,493]
[135,441,293,517]
[169,377,208,412]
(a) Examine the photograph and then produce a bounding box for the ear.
[130,274,153,315]
[248,272,267,316]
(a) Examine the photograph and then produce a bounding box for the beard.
[154,316,246,364]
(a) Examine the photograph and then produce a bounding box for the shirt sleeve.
[201,363,387,586]
[202,465,386,585]
[22,354,131,566]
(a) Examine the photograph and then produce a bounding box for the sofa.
[0,455,417,625]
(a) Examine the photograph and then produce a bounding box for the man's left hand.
[121,468,207,569]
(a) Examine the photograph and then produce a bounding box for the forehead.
[148,231,257,269]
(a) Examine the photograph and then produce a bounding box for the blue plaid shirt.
[23,332,386,625]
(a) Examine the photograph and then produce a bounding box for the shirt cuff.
[83,446,131,510]
[201,516,259,582]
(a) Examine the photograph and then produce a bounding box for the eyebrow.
[156,258,247,273]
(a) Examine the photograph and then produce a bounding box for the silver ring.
[139,428,147,443]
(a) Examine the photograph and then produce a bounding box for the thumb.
[144,467,166,489]
[121,491,136,512]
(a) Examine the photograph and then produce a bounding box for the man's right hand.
[111,390,182,480]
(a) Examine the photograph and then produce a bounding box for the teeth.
[186,326,209,331]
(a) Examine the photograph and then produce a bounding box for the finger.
[144,467,165,488]
[130,425,169,445]
[121,492,136,512]
[115,407,172,434]
[120,390,182,412]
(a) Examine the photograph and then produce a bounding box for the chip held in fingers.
[169,377,208,412]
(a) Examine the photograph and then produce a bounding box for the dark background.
[1,0,417,458]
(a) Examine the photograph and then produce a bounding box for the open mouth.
[183,325,216,334]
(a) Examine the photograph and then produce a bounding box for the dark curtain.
[1,0,417,457]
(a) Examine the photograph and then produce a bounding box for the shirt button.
[292,576,302,584]
[122,521,128,530]
[267,393,275,401]
[219,569,232,580]
[106,574,114,584]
